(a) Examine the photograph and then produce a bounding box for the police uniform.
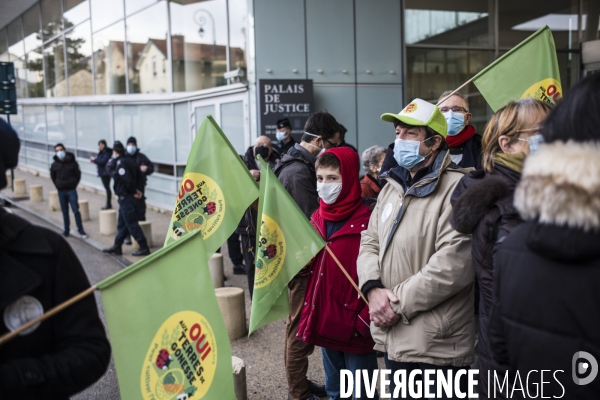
[112,154,149,251]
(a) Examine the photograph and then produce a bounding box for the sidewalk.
[1,167,331,399]
[3,167,170,265]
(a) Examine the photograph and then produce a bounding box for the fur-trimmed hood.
[515,140,600,231]
[450,165,520,234]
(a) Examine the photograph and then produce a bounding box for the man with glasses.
[437,91,482,169]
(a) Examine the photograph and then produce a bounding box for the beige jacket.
[358,150,476,366]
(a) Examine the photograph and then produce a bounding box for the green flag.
[472,26,562,112]
[164,115,258,253]
[98,230,235,400]
[248,156,325,335]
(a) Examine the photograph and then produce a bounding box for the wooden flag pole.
[324,245,369,306]
[0,285,97,346]
[436,78,474,106]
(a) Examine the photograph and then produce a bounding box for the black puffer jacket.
[93,147,112,177]
[128,150,154,190]
[450,163,523,398]
[50,152,81,191]
[489,141,600,399]
[0,208,111,399]
[272,144,318,219]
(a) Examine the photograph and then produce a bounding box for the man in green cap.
[357,98,475,397]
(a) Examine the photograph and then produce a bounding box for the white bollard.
[232,356,248,400]
[29,185,43,202]
[49,191,60,211]
[78,199,90,221]
[4,171,11,188]
[99,209,117,236]
[215,287,246,340]
[209,253,225,288]
[131,221,153,249]
[13,179,26,196]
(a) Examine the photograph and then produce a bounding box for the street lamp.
[194,9,216,59]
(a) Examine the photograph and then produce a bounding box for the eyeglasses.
[439,106,469,114]
[324,138,340,148]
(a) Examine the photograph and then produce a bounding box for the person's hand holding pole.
[368,287,400,329]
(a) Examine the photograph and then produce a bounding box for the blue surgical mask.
[126,145,137,155]
[444,111,465,136]
[393,138,433,169]
[276,130,287,142]
[527,134,544,155]
[56,150,66,159]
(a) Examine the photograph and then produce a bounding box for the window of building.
[41,0,63,40]
[7,18,25,60]
[93,21,127,94]
[44,36,66,97]
[499,0,579,49]
[26,48,45,97]
[90,0,124,33]
[170,0,228,92]
[66,20,93,96]
[0,29,9,61]
[126,1,169,93]
[23,5,42,53]
[405,0,492,47]
[63,0,90,27]
[228,0,247,79]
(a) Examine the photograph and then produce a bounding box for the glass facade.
[405,0,584,134]
[3,0,589,209]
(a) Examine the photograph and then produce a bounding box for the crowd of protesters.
[235,72,599,400]
[1,71,599,399]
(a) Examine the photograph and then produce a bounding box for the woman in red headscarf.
[296,147,377,399]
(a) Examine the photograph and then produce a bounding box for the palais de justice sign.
[258,79,314,141]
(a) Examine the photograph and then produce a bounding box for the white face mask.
[317,182,342,204]
[304,131,325,156]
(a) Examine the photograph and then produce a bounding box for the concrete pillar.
[78,199,90,221]
[29,185,43,202]
[99,209,117,236]
[13,179,26,196]
[131,221,153,249]
[209,253,225,288]
[49,191,60,211]
[232,356,248,400]
[215,287,246,340]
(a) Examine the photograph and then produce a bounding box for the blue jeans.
[115,194,147,248]
[58,189,84,233]
[322,347,379,400]
[384,355,469,400]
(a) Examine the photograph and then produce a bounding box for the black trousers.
[115,195,147,248]
[242,233,256,298]
[100,176,112,206]
[227,233,244,265]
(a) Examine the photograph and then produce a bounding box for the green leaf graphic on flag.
[472,26,562,112]
[249,156,325,335]
[98,230,236,400]
[164,115,258,254]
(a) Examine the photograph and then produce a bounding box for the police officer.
[103,141,150,256]
[0,119,111,398]
[275,118,296,154]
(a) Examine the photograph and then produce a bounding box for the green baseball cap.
[381,98,448,138]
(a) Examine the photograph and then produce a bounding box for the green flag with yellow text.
[98,230,235,400]
[164,116,258,254]
[472,26,562,112]
[248,156,325,335]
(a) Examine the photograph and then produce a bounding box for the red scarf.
[446,125,476,148]
[318,147,362,222]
